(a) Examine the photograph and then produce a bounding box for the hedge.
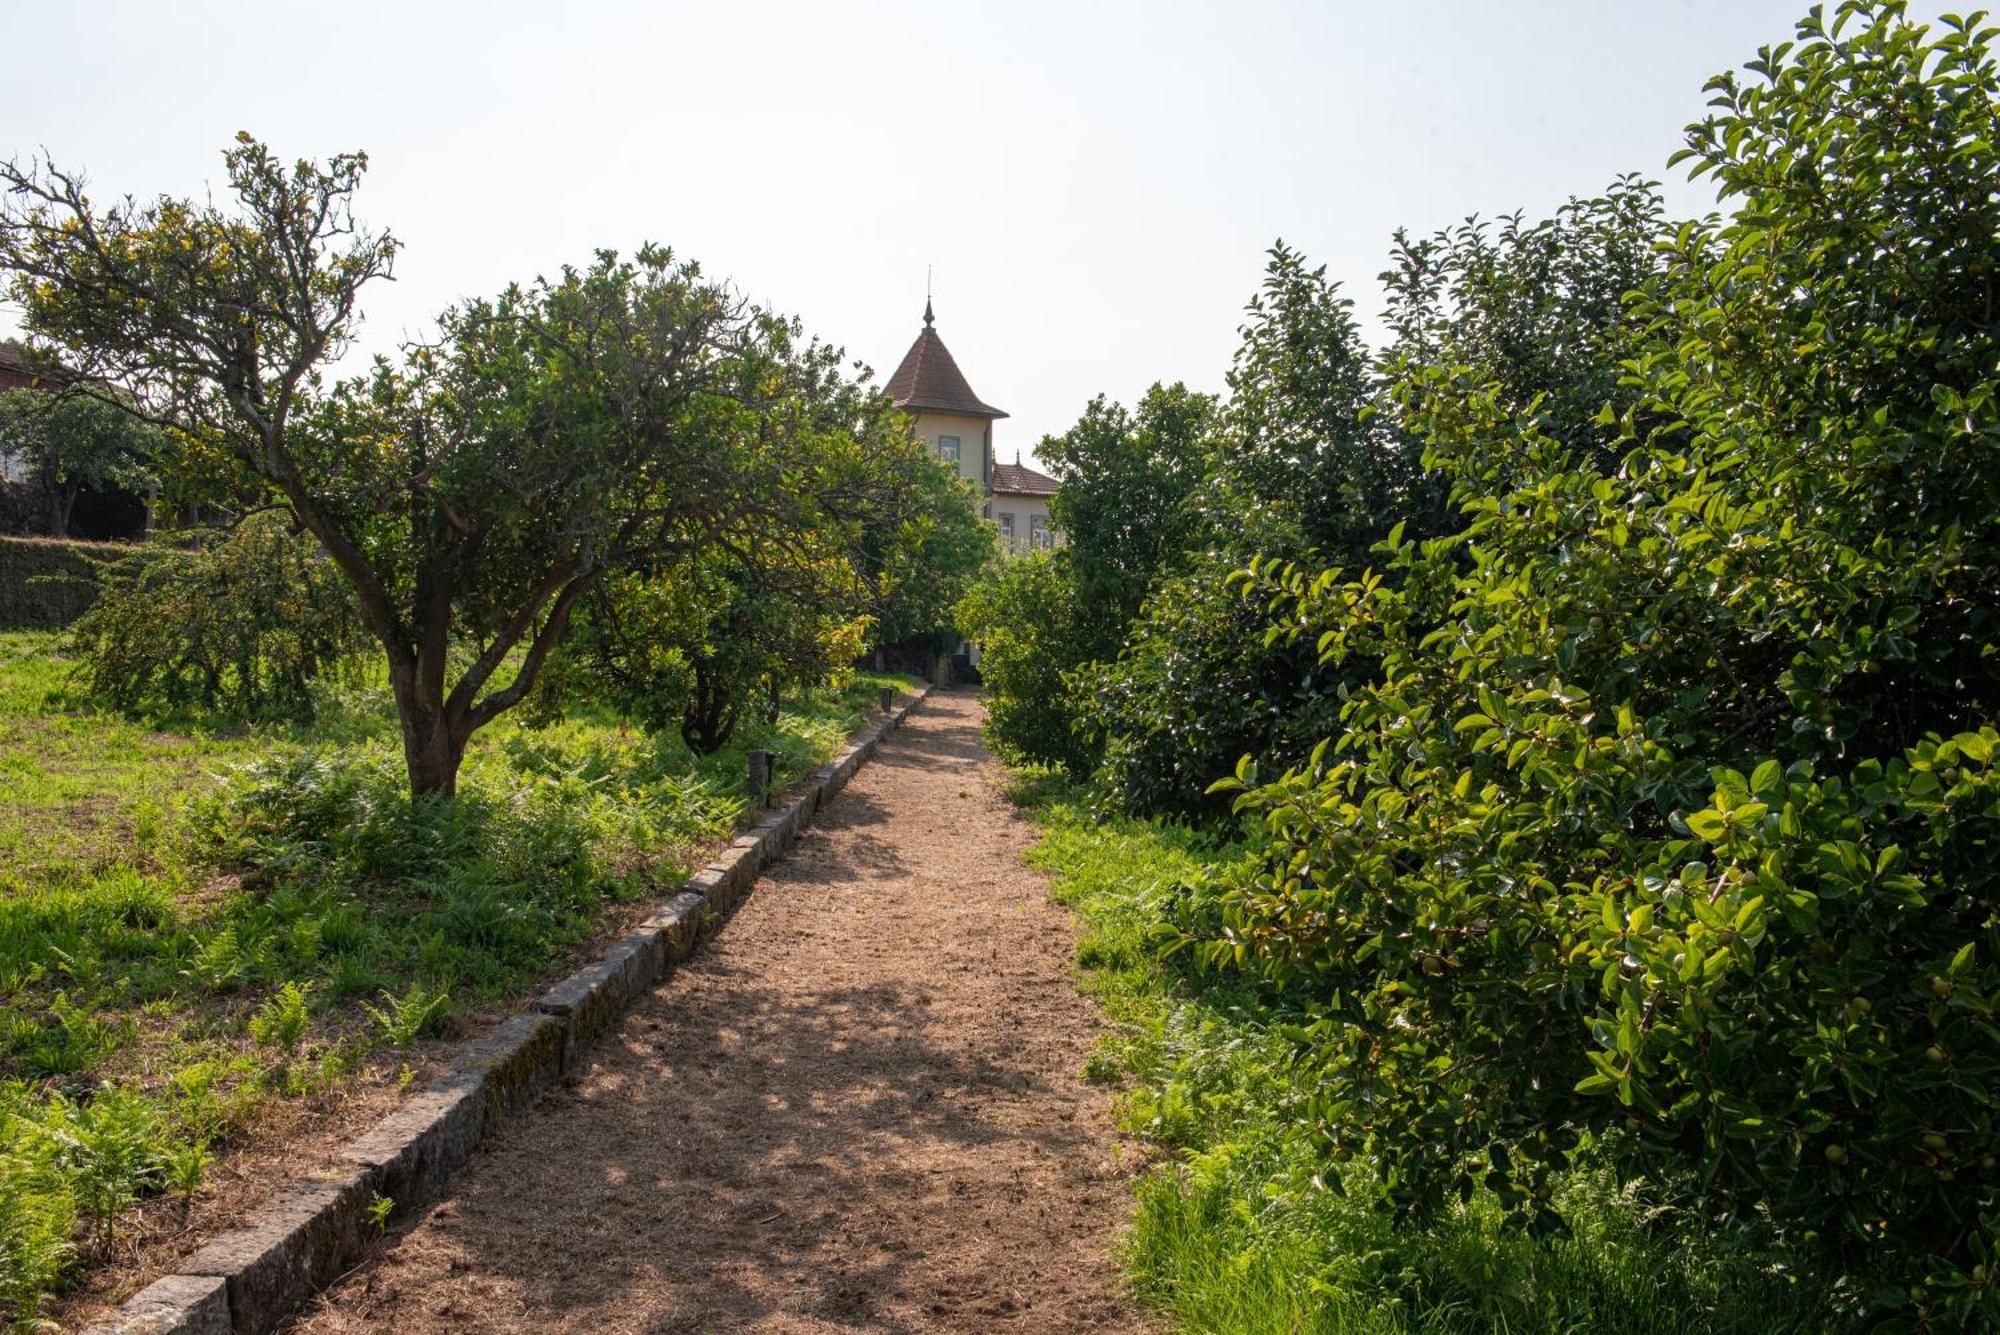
[0,535,121,628]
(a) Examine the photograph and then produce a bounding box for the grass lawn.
[1012,772,1831,1335]
[0,627,914,1328]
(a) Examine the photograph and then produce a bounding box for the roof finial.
[924,263,934,329]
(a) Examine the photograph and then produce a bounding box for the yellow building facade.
[884,303,1059,555]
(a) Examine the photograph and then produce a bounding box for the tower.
[882,304,1058,553]
[882,300,1006,492]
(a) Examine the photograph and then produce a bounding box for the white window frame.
[998,512,1015,547]
[937,435,960,464]
[1030,515,1049,549]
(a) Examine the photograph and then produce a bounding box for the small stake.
[878,687,895,713]
[747,749,771,807]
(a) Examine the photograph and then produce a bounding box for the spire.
[882,299,1007,420]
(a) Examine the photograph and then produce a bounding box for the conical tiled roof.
[883,304,1007,420]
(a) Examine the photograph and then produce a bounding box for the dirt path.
[291,690,1150,1334]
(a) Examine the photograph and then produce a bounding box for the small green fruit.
[1923,1132,1949,1153]
[1931,976,1952,997]
[1824,1143,1847,1164]
[1926,1045,1947,1064]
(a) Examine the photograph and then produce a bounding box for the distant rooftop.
[0,340,45,377]
[992,457,1057,497]
[883,302,1007,420]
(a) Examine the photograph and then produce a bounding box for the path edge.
[87,686,933,1335]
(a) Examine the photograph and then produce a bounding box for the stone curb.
[91,686,932,1335]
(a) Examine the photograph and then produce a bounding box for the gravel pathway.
[290,689,1149,1334]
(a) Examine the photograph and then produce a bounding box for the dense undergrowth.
[0,627,912,1327]
[1016,773,1826,1335]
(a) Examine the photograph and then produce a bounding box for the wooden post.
[747,749,770,807]
[878,687,895,713]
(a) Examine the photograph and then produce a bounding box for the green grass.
[0,627,914,1328]
[1013,772,1829,1335]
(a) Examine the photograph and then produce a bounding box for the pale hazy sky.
[2,1,1948,463]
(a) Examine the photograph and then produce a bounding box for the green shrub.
[1206,242,1416,558]
[956,550,1101,775]
[1084,555,1343,820]
[1375,177,1664,480]
[67,512,365,722]
[1207,8,2000,1323]
[1019,778,1820,1334]
[1040,383,1221,639]
[0,534,112,628]
[553,554,873,757]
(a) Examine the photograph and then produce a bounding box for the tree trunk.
[680,656,739,756]
[390,659,466,797]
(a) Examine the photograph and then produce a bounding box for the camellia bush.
[1082,554,1342,821]
[1201,5,2000,1324]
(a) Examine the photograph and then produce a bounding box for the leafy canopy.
[0,137,969,793]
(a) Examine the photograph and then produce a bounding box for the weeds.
[28,1087,180,1252]
[162,1139,210,1208]
[362,984,450,1050]
[249,981,313,1056]
[2,993,122,1079]
[364,1192,393,1234]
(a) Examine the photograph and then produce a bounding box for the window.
[1030,515,1050,549]
[998,513,1015,547]
[937,435,960,464]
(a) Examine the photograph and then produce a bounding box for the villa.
[884,302,1058,553]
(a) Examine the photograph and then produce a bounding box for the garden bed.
[0,627,915,1331]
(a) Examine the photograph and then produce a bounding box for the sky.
[1,0,1952,466]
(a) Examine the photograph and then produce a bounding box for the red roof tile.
[883,306,1007,420]
[991,459,1057,496]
